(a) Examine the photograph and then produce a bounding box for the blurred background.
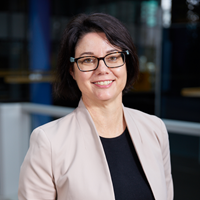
[0,0,200,199]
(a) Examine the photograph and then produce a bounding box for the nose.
[95,59,109,74]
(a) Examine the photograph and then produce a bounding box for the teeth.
[95,81,112,85]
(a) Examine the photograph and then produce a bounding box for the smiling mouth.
[94,80,113,85]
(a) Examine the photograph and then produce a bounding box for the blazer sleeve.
[18,128,56,200]
[160,119,174,200]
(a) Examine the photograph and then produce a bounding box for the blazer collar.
[76,99,115,200]
[76,99,159,200]
[123,106,160,200]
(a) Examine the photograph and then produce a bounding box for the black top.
[100,128,155,200]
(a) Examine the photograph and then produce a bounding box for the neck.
[82,95,126,138]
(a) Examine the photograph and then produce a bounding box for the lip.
[92,79,114,88]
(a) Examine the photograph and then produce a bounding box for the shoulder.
[30,107,80,146]
[40,109,76,132]
[124,106,163,126]
[124,106,168,147]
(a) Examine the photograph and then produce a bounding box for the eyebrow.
[106,49,119,54]
[79,52,93,57]
[79,49,120,57]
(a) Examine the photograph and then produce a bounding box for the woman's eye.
[108,56,118,61]
[110,57,117,60]
[83,58,94,63]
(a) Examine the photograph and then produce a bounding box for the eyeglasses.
[70,50,129,72]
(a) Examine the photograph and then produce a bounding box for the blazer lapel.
[75,100,115,200]
[75,100,163,200]
[123,106,162,200]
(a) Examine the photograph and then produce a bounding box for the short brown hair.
[54,13,139,100]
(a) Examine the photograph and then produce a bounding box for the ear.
[70,66,76,80]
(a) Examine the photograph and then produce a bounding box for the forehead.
[75,32,116,53]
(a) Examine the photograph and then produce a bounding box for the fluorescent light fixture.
[161,0,172,10]
[161,0,172,28]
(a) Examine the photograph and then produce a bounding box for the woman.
[18,13,173,200]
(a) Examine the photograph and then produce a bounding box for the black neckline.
[100,127,128,141]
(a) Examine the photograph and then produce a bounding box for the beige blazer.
[18,99,173,200]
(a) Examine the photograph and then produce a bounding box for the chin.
[96,97,112,101]
[97,89,123,100]
[95,93,119,102]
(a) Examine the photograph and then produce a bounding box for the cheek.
[75,71,92,87]
[120,67,127,89]
[114,66,127,81]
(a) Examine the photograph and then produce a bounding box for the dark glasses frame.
[70,50,129,72]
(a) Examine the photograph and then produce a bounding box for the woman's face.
[70,32,127,105]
